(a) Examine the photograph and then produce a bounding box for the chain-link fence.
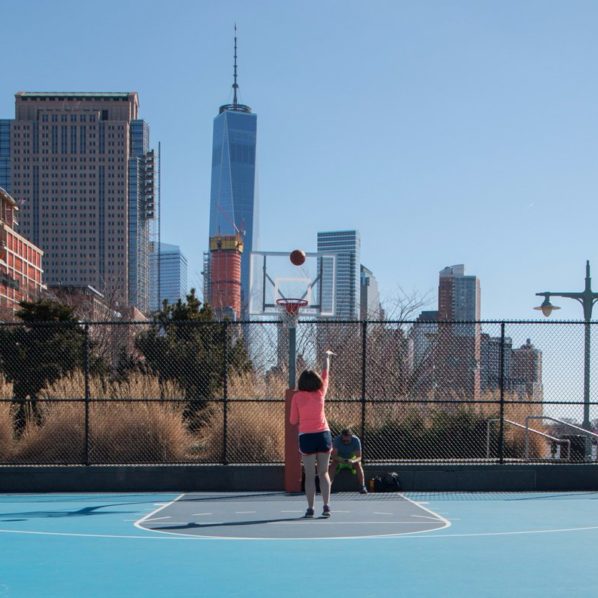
[0,319,596,465]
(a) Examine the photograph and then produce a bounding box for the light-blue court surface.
[0,491,597,597]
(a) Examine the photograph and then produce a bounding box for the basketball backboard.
[249,250,336,317]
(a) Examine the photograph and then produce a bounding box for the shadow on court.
[0,503,146,521]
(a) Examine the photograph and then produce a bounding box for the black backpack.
[372,472,401,492]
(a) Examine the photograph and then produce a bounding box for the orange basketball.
[290,249,306,266]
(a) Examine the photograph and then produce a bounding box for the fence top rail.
[1,318,598,327]
[525,416,598,440]
[487,418,569,443]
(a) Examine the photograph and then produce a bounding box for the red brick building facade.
[0,187,44,318]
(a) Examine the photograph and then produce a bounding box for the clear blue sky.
[3,0,598,320]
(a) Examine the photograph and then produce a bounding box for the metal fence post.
[498,321,506,465]
[84,323,90,466]
[361,321,367,447]
[222,321,229,465]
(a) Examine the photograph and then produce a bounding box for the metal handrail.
[524,416,598,460]
[486,418,570,461]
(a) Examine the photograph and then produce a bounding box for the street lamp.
[535,260,598,458]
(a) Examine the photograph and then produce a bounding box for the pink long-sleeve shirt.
[289,370,329,434]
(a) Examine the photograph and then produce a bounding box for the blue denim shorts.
[298,431,332,455]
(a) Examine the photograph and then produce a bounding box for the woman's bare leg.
[302,454,317,509]
[316,452,332,506]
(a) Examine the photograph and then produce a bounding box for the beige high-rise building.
[1,92,157,313]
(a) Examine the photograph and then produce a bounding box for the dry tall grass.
[13,401,84,464]
[11,371,195,464]
[0,374,13,399]
[89,402,194,463]
[1,365,552,464]
[227,370,287,400]
[198,401,285,463]
[38,370,185,400]
[0,375,14,461]
[0,402,14,462]
[12,400,198,464]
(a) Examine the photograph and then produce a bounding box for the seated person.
[329,428,367,494]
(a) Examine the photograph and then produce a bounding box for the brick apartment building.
[0,187,44,318]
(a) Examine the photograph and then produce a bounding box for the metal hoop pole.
[289,319,297,389]
[277,299,306,389]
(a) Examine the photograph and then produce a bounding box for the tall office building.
[317,230,361,319]
[436,264,481,400]
[438,264,480,328]
[0,120,10,191]
[360,265,382,320]
[3,92,157,313]
[208,32,258,315]
[149,242,188,312]
[511,339,543,402]
[480,333,513,392]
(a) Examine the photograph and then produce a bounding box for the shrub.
[0,402,14,462]
[198,401,285,463]
[11,372,195,464]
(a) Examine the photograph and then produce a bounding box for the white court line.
[4,524,598,542]
[192,513,213,516]
[234,511,257,514]
[144,516,170,522]
[373,512,393,515]
[280,510,302,513]
[133,491,451,540]
[272,521,441,525]
[399,494,451,532]
[134,494,185,532]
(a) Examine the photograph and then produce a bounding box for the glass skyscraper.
[360,265,382,320]
[149,242,188,312]
[317,230,361,319]
[208,35,258,315]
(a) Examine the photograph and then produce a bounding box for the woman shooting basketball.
[289,351,335,518]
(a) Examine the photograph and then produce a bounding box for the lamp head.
[534,295,560,317]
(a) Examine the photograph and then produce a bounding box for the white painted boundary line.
[134,493,185,533]
[399,493,451,533]
[133,492,451,540]
[1,524,598,542]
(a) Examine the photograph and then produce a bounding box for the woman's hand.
[325,349,336,370]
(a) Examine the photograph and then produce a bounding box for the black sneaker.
[304,508,315,518]
[359,486,368,495]
[322,505,331,518]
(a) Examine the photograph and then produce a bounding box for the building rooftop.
[0,187,17,207]
[16,92,136,100]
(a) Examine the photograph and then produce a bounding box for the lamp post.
[535,260,598,459]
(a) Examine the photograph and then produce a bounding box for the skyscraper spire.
[232,24,239,108]
[219,24,251,114]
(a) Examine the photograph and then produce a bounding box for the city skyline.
[1,1,597,320]
[1,92,157,313]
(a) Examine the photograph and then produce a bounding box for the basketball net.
[276,298,308,327]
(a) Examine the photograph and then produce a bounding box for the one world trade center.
[207,29,258,318]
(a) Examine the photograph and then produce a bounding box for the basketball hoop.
[276,298,308,325]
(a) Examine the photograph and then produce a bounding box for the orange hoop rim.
[276,298,308,316]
